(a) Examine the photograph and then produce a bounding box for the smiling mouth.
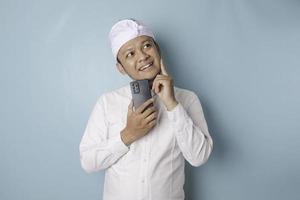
[139,62,153,71]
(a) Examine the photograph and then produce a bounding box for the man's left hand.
[152,59,178,111]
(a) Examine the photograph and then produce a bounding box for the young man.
[79,19,213,200]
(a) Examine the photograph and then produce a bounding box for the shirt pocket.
[108,124,123,139]
[107,115,126,138]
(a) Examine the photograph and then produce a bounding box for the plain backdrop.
[1,0,300,199]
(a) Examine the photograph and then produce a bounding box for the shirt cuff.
[166,103,188,131]
[109,134,130,156]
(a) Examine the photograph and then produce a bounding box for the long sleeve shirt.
[79,84,213,200]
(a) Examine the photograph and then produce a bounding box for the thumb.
[128,100,133,115]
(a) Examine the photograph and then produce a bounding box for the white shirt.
[79,84,213,200]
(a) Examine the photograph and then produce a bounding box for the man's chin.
[131,70,159,81]
[144,71,160,80]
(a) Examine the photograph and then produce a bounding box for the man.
[79,18,213,200]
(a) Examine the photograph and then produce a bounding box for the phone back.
[130,79,152,110]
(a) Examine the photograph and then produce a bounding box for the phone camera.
[132,82,140,94]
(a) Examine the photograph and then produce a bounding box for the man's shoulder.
[173,86,199,108]
[174,86,197,99]
[102,84,130,97]
[97,84,131,104]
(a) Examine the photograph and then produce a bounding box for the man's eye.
[126,52,134,58]
[144,43,152,48]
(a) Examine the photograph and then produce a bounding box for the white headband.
[109,19,155,60]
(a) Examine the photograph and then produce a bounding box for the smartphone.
[130,79,152,111]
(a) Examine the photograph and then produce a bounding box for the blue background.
[1,0,300,199]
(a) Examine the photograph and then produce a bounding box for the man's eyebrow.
[142,39,152,43]
[121,39,153,55]
[121,47,134,55]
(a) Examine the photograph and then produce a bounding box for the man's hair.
[117,39,161,65]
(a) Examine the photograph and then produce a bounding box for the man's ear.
[116,62,127,75]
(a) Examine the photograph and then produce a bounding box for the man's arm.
[79,96,129,173]
[152,58,213,166]
[167,92,213,167]
[79,95,158,173]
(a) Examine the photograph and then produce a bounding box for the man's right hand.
[121,98,158,146]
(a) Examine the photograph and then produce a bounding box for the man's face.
[116,35,161,80]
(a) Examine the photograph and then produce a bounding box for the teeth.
[141,64,150,70]
[140,63,152,71]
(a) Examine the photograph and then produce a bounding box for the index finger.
[160,58,168,76]
[135,98,154,114]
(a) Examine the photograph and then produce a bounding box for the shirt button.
[143,158,147,162]
[141,179,145,183]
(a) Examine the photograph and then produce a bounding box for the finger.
[160,58,168,76]
[153,76,169,81]
[151,78,157,91]
[151,79,156,91]
[154,80,161,94]
[136,98,154,114]
[147,118,157,128]
[154,79,165,94]
[151,74,168,89]
[128,100,133,115]
[145,111,157,124]
[141,106,156,118]
[155,74,167,78]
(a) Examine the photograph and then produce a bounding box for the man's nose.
[137,50,149,63]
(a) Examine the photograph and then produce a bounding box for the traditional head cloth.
[109,18,155,60]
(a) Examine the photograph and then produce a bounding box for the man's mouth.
[139,62,153,71]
